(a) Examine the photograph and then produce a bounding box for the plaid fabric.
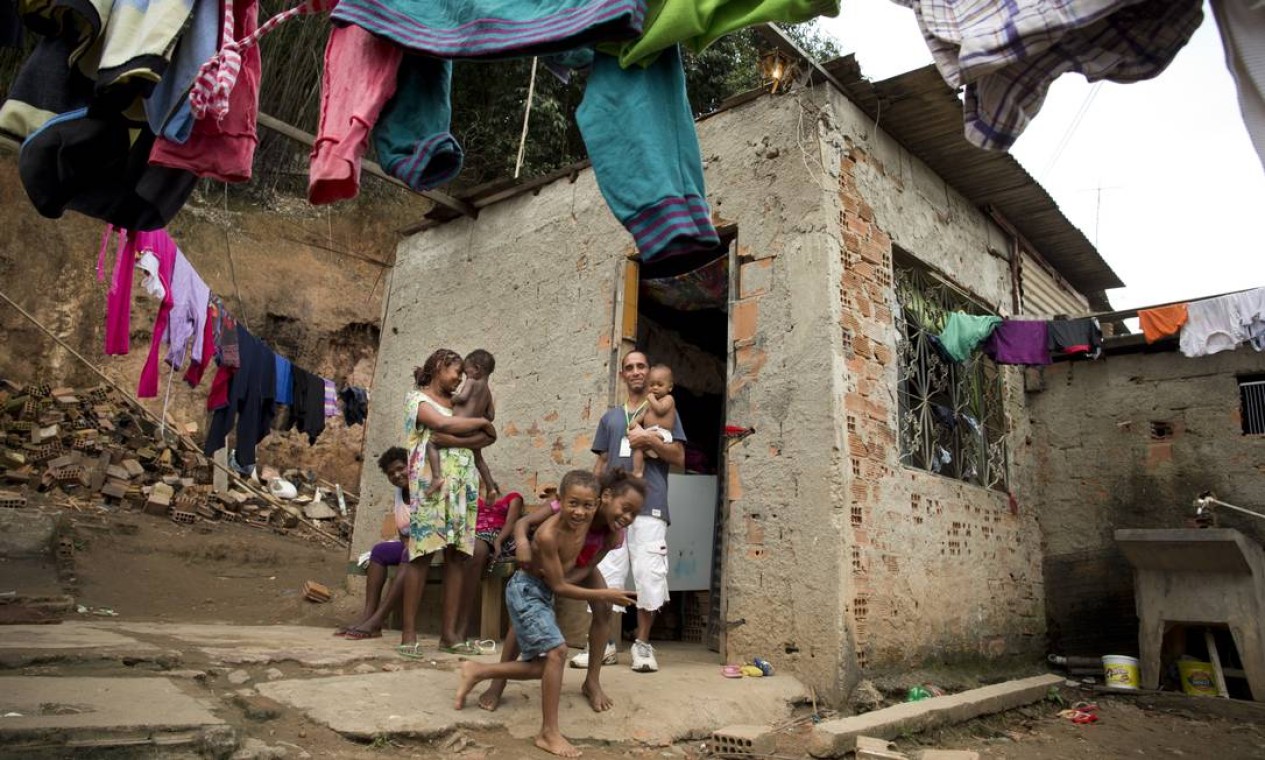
[190,0,332,121]
[899,0,1203,150]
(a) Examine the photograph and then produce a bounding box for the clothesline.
[0,284,349,547]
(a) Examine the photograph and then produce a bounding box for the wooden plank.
[256,112,476,220]
[620,258,640,343]
[1205,628,1230,698]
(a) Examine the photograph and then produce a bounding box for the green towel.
[938,313,1002,363]
[601,0,840,68]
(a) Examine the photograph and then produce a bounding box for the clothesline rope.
[0,286,347,547]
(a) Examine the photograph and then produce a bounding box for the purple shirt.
[163,250,210,368]
[984,321,1051,366]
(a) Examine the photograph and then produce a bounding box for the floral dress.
[403,390,479,559]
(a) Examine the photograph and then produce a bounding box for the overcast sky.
[817,0,1265,312]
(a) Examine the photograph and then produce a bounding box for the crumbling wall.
[1030,349,1265,657]
[819,87,1045,674]
[0,154,423,488]
[361,93,853,702]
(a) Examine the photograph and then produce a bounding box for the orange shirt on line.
[1138,303,1189,343]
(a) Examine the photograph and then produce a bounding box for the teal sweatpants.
[577,45,718,261]
[372,54,463,192]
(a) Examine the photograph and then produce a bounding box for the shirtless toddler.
[628,364,676,478]
[426,349,500,497]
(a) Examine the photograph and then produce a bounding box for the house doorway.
[617,228,736,653]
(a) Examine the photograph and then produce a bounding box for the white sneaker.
[569,642,617,668]
[630,640,658,673]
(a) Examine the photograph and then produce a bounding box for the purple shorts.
[369,540,407,566]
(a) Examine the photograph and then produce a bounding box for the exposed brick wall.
[829,96,1045,672]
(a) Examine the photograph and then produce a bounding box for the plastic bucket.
[1178,660,1220,697]
[1102,655,1140,690]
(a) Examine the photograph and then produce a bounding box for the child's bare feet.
[453,661,480,710]
[535,730,582,758]
[425,477,446,499]
[581,680,613,712]
[631,469,644,479]
[477,680,506,712]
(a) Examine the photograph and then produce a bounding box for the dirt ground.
[9,506,1265,760]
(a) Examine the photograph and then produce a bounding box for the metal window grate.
[894,261,1010,491]
[1242,377,1265,435]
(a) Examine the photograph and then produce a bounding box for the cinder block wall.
[1029,350,1265,656]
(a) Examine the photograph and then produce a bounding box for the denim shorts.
[506,571,565,661]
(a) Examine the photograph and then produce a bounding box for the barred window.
[894,255,1010,491]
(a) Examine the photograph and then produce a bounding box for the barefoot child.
[455,471,637,758]
[628,365,676,478]
[426,349,500,498]
[477,469,645,714]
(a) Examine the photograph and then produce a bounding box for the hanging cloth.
[1138,303,1188,344]
[936,312,1002,363]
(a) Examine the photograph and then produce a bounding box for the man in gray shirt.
[571,350,685,673]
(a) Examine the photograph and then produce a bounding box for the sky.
[816,0,1265,312]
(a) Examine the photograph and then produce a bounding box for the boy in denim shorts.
[455,470,635,758]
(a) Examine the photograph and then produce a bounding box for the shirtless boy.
[454,470,636,758]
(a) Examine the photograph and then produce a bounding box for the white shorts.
[597,514,669,613]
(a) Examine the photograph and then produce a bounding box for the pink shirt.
[475,491,524,533]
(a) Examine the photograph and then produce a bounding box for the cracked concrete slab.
[103,622,421,667]
[0,623,167,667]
[0,676,224,746]
[258,651,806,745]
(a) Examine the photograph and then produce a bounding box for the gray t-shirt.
[592,405,686,524]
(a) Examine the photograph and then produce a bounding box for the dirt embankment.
[0,157,429,487]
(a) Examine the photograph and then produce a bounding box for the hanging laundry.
[149,0,262,183]
[1047,317,1102,358]
[137,250,167,300]
[1230,288,1265,352]
[135,232,179,397]
[1211,0,1265,172]
[577,45,719,261]
[640,252,728,310]
[183,302,217,387]
[164,250,211,368]
[146,0,222,143]
[19,111,197,230]
[275,355,294,405]
[936,312,1001,363]
[285,367,327,444]
[323,378,339,417]
[0,34,94,138]
[1138,303,1187,344]
[0,0,21,48]
[331,0,645,60]
[983,320,1050,366]
[898,0,1203,151]
[99,227,135,356]
[604,0,838,68]
[1180,294,1245,358]
[218,305,241,367]
[308,21,404,204]
[205,325,277,468]
[340,386,369,426]
[370,56,463,194]
[207,361,236,410]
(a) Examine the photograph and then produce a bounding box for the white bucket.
[1102,654,1141,690]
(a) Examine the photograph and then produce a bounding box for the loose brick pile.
[0,380,356,539]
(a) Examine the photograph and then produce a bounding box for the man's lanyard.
[624,400,648,431]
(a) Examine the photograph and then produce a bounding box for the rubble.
[0,380,357,543]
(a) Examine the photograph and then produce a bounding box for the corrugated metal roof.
[819,56,1123,304]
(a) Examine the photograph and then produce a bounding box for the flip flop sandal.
[343,628,381,641]
[396,643,425,660]
[473,639,497,655]
[721,665,743,678]
[333,628,350,637]
[439,642,481,656]
[740,666,764,678]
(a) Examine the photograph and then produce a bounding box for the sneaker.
[630,640,658,673]
[569,642,617,668]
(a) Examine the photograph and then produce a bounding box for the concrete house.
[351,54,1124,703]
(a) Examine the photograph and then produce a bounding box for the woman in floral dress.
[398,348,496,658]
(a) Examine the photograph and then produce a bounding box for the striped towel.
[323,378,339,417]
